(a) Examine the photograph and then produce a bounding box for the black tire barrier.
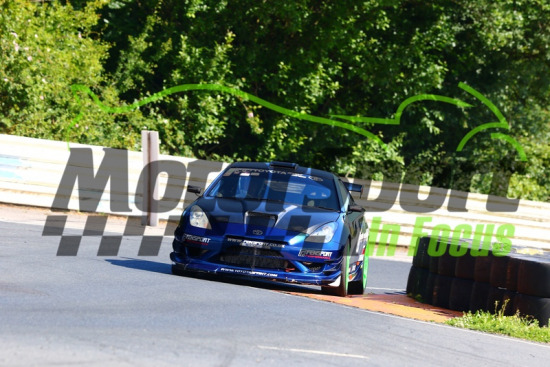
[429,252,439,274]
[437,248,458,277]
[406,236,550,324]
[455,249,476,280]
[503,290,517,316]
[406,266,416,295]
[506,253,522,292]
[432,274,453,309]
[412,236,431,269]
[469,281,491,313]
[517,253,550,298]
[489,255,509,288]
[449,277,474,312]
[474,253,493,283]
[514,293,550,327]
[423,272,436,305]
[487,287,516,316]
[406,266,430,300]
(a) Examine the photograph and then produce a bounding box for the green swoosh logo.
[456,82,509,151]
[331,94,472,124]
[456,82,526,161]
[490,133,527,161]
[67,83,386,150]
[67,82,527,161]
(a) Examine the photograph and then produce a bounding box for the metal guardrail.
[1,133,548,250]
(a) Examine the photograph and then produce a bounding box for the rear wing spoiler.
[344,182,363,198]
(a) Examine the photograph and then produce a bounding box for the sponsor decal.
[291,174,323,182]
[241,240,285,249]
[228,168,325,181]
[298,249,333,259]
[227,237,286,249]
[184,234,211,245]
[357,222,369,261]
[219,267,278,278]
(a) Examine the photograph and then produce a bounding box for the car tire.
[348,259,367,295]
[322,242,350,297]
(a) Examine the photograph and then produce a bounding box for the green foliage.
[1,0,549,202]
[447,302,550,344]
[0,0,152,150]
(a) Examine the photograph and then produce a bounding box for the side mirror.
[348,204,364,213]
[343,182,364,198]
[187,185,202,196]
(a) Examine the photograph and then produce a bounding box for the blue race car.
[170,161,369,296]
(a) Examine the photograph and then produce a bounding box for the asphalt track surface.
[1,206,550,366]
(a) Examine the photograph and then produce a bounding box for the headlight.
[189,205,211,229]
[307,222,337,243]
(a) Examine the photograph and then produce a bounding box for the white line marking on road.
[257,345,369,360]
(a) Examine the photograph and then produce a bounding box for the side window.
[336,179,351,210]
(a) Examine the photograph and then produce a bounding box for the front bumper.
[170,245,343,286]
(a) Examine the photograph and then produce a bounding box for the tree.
[0,0,151,149]
[2,0,548,201]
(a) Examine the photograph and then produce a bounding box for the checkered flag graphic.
[42,215,180,256]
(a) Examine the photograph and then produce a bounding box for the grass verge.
[446,303,550,343]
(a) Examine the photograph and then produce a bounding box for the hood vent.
[245,211,278,228]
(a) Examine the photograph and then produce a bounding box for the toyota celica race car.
[170,161,369,296]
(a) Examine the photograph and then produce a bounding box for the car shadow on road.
[105,258,172,275]
[105,257,321,295]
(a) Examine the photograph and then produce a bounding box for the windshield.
[206,168,340,211]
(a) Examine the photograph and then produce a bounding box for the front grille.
[218,246,287,270]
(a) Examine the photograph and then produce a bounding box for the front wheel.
[321,242,350,297]
[348,260,367,295]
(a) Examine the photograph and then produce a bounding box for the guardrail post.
[141,130,159,226]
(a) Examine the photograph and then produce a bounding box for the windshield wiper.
[264,198,287,204]
[313,206,340,212]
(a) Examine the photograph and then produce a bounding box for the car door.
[336,179,367,262]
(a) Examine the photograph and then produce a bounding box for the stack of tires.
[407,236,550,326]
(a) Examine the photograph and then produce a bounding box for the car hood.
[193,197,341,235]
